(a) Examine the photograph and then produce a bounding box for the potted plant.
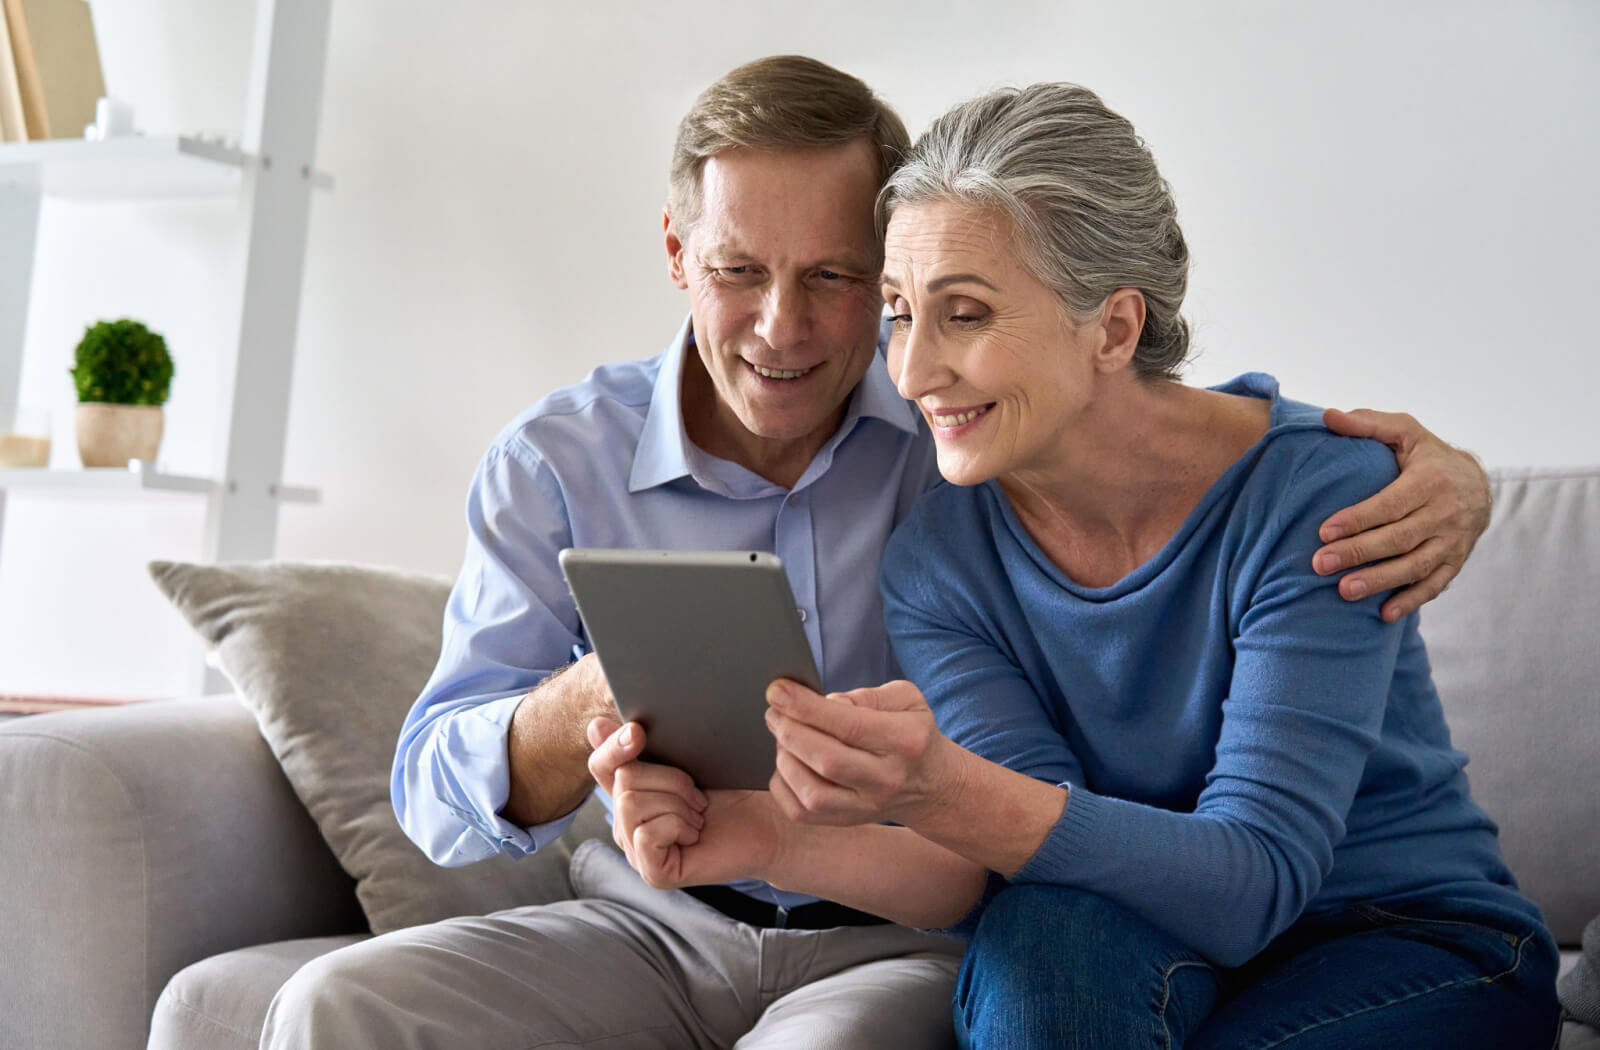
[69,319,175,468]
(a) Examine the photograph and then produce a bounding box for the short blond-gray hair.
[669,55,911,231]
[879,83,1191,379]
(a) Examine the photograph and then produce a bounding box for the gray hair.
[878,83,1190,379]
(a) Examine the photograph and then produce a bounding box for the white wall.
[2,0,1596,697]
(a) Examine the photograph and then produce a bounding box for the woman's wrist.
[895,732,975,829]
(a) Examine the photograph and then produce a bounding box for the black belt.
[683,884,889,930]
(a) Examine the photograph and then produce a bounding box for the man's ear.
[664,207,689,290]
[1095,288,1146,372]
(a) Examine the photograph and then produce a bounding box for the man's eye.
[818,270,841,281]
[889,313,912,326]
[721,266,751,276]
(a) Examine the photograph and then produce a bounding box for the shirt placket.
[774,486,823,682]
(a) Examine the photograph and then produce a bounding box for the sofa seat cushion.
[1565,1020,1600,1050]
[148,935,369,1050]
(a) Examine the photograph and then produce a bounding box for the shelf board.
[0,462,320,503]
[0,135,333,201]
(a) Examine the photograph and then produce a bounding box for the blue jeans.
[954,885,1560,1050]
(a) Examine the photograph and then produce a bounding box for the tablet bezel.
[558,547,822,790]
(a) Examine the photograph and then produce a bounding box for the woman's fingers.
[770,746,865,825]
[765,706,889,792]
[767,680,876,746]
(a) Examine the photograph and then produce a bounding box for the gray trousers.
[261,840,965,1049]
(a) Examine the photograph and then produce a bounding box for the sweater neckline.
[986,373,1325,601]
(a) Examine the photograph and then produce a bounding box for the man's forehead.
[688,143,879,240]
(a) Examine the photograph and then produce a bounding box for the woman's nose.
[892,320,947,401]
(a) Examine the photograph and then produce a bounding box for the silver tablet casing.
[558,548,823,790]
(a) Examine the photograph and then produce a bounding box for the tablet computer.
[558,548,822,790]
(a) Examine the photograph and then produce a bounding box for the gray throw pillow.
[149,560,610,935]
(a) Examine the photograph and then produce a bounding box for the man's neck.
[679,352,844,490]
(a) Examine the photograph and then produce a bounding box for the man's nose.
[754,282,807,351]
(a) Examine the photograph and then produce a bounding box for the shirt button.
[797,607,808,623]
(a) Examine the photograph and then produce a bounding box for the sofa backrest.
[1422,466,1600,947]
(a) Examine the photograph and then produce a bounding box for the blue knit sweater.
[882,374,1538,967]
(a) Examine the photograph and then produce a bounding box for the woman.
[597,83,1559,1048]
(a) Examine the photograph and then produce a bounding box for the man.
[263,55,1490,1048]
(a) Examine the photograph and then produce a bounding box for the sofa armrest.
[0,695,365,1050]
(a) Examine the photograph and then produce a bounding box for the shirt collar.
[627,315,923,494]
[628,316,698,493]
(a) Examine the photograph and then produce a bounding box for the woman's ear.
[1095,288,1146,372]
[664,207,689,289]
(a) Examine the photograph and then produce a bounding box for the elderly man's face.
[667,139,884,484]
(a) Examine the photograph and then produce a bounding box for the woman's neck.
[1000,378,1270,588]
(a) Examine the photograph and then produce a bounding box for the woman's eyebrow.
[927,273,998,293]
[881,272,998,294]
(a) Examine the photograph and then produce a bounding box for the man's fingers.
[1322,408,1423,453]
[1336,536,1455,600]
[631,814,695,888]
[615,759,708,812]
[587,716,621,750]
[617,800,700,851]
[614,787,701,885]
[585,720,649,795]
[1378,563,1459,623]
[1316,478,1429,545]
[1315,508,1440,575]
[616,787,705,839]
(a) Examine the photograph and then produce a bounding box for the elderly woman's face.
[882,200,1102,487]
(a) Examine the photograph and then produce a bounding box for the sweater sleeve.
[882,527,1089,793]
[891,439,1406,967]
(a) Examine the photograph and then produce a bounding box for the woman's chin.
[934,453,999,488]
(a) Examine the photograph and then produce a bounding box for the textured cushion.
[1562,917,1600,1031]
[1421,468,1600,946]
[150,561,610,934]
[148,935,368,1050]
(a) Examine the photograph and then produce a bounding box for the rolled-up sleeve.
[391,439,594,866]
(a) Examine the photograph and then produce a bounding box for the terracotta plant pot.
[75,403,164,468]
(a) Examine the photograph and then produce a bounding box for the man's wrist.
[749,793,800,889]
[576,653,621,726]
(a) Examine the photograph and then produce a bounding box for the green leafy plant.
[69,319,175,406]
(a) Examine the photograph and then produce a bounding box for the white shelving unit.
[0,0,334,691]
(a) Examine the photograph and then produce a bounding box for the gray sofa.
[1,467,1596,1049]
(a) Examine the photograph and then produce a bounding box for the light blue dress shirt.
[393,317,937,905]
